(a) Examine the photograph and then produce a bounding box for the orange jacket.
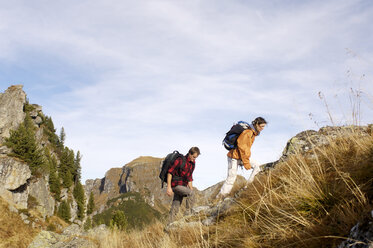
[227,128,257,170]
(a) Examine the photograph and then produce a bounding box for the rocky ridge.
[0,85,81,226]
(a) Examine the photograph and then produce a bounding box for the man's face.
[188,152,199,162]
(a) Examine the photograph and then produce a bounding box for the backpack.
[159,151,186,188]
[222,121,251,150]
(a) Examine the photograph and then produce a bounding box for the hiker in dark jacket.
[218,117,267,198]
[166,147,200,224]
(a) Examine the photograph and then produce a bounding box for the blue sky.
[1,0,372,189]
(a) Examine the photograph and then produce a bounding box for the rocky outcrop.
[0,155,31,208]
[28,224,108,248]
[85,156,173,214]
[0,156,31,190]
[0,86,80,222]
[28,176,55,218]
[0,85,26,143]
[261,125,373,171]
[282,125,372,158]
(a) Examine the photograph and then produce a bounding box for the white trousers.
[219,157,260,196]
[219,157,240,196]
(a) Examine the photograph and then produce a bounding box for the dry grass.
[89,220,210,248]
[88,131,373,248]
[0,198,38,248]
[212,132,373,248]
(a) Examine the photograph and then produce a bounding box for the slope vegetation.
[87,127,373,248]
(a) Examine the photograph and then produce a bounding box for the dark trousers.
[168,185,195,224]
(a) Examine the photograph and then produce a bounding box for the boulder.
[0,156,31,191]
[0,156,31,208]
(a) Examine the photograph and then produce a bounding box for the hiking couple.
[164,117,267,224]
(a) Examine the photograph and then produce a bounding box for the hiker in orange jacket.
[218,117,267,198]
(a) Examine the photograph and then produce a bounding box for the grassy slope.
[211,132,373,247]
[0,197,37,248]
[88,130,373,248]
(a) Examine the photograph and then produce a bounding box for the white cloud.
[1,0,372,189]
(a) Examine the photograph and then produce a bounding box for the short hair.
[252,117,267,126]
[188,147,201,156]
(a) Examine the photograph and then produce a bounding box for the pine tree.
[46,151,61,201]
[57,201,71,222]
[43,116,59,145]
[59,147,74,188]
[87,192,95,215]
[73,181,85,220]
[73,151,82,183]
[58,127,66,148]
[84,217,92,231]
[110,210,127,230]
[5,115,46,175]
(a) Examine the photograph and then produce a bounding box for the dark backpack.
[222,121,251,150]
[159,151,186,188]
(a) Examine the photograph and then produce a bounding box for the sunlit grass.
[87,129,373,248]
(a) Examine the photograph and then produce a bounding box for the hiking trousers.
[168,185,195,224]
[219,157,261,196]
[219,157,240,196]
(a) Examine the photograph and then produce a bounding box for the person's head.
[252,117,267,132]
[188,147,200,162]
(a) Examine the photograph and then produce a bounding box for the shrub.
[110,211,127,231]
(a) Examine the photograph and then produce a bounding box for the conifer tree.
[73,151,82,183]
[84,217,92,231]
[43,116,59,145]
[87,191,95,215]
[73,181,85,220]
[5,115,46,175]
[59,127,66,147]
[57,200,71,222]
[45,150,61,201]
[59,147,74,188]
[110,210,127,230]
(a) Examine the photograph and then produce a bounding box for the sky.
[1,0,372,190]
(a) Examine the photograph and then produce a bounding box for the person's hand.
[166,187,173,196]
[188,182,193,191]
[250,160,259,169]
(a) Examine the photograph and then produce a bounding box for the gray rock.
[20,213,28,221]
[28,228,98,248]
[34,116,43,125]
[28,231,62,248]
[0,156,31,191]
[60,188,69,202]
[8,204,18,213]
[338,218,373,248]
[62,224,82,236]
[29,176,55,217]
[0,85,26,143]
[0,146,11,155]
[0,156,31,208]
[202,216,216,226]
